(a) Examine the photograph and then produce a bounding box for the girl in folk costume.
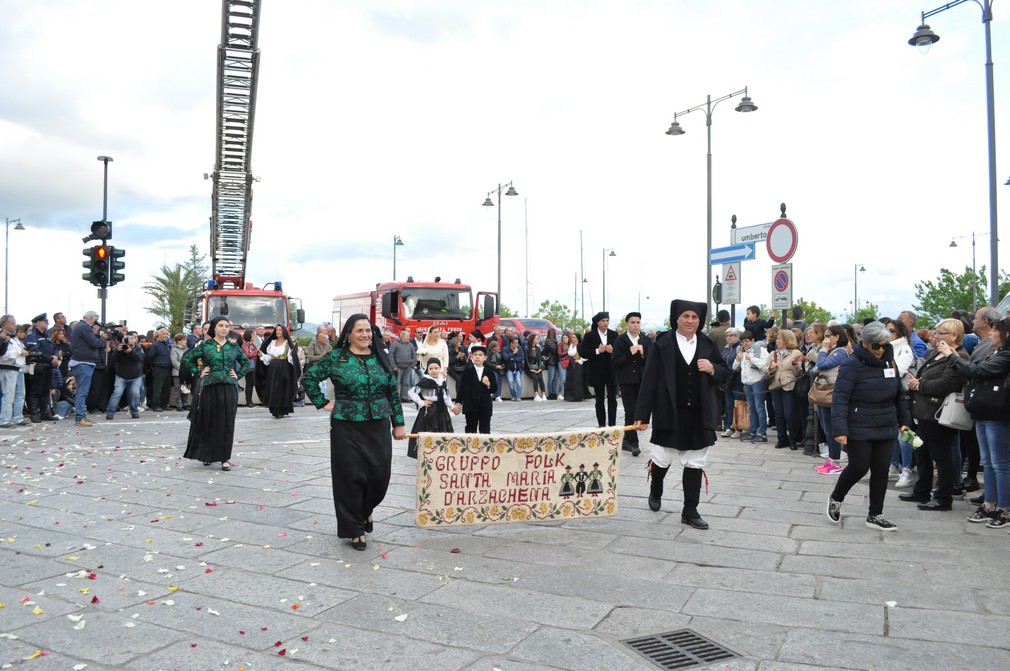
[260,324,301,418]
[182,317,249,471]
[635,299,731,530]
[406,358,455,458]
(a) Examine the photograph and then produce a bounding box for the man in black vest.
[612,311,650,456]
[580,311,619,427]
[635,299,730,530]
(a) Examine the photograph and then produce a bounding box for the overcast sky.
[1,0,1007,331]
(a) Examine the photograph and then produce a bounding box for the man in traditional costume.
[635,299,730,530]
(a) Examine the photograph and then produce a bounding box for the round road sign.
[774,269,790,292]
[766,218,798,263]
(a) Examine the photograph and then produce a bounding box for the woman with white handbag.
[901,319,970,512]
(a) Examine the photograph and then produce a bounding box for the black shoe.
[774,442,789,449]
[105,414,114,421]
[176,407,185,412]
[681,515,709,530]
[789,443,799,451]
[203,462,212,466]
[917,499,952,511]
[631,445,641,456]
[221,462,232,472]
[970,493,985,505]
[131,412,140,419]
[963,478,980,493]
[751,435,768,443]
[364,517,374,533]
[350,537,366,551]
[648,493,661,512]
[802,446,815,456]
[898,492,930,503]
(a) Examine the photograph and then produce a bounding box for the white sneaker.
[836,452,848,463]
[818,442,829,458]
[888,464,901,480]
[557,394,564,401]
[721,429,733,438]
[895,468,914,489]
[495,397,503,402]
[537,394,546,402]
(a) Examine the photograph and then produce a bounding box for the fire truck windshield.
[207,295,288,328]
[401,287,473,320]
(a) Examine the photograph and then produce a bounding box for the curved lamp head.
[482,196,494,207]
[665,120,685,136]
[909,24,939,54]
[13,222,25,231]
[735,95,758,113]
[505,185,518,197]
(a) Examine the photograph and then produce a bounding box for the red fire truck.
[332,278,498,337]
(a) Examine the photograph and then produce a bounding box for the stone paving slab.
[2,400,1008,669]
[316,592,540,653]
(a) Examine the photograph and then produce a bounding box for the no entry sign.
[766,218,798,263]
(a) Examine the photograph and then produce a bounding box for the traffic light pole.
[97,156,113,325]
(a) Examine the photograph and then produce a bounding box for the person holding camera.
[68,311,107,427]
[106,332,144,420]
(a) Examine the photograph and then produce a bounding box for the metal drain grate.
[622,629,738,670]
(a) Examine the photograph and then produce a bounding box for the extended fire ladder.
[207,0,261,289]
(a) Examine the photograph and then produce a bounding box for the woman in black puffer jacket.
[827,322,912,531]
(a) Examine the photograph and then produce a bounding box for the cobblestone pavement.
[1,400,1007,671]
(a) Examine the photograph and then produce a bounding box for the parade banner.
[414,428,623,527]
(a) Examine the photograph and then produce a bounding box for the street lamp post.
[665,87,758,320]
[392,235,404,281]
[482,181,518,308]
[4,217,25,315]
[602,248,616,312]
[949,231,988,312]
[853,263,866,319]
[909,1,999,305]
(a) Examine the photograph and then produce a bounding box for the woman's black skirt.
[330,418,393,538]
[183,382,239,463]
[264,361,295,417]
[565,363,586,401]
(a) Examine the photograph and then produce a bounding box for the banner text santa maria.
[414,428,623,527]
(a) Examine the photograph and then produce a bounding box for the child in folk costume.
[406,358,455,458]
[453,345,497,433]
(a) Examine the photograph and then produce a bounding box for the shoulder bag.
[934,392,974,431]
[762,352,778,388]
[964,377,1010,420]
[807,373,834,407]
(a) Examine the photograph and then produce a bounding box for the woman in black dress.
[182,317,248,471]
[260,324,300,418]
[300,315,405,551]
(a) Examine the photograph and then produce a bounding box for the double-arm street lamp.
[4,217,25,315]
[665,87,758,319]
[392,235,404,281]
[909,1,999,305]
[602,248,616,313]
[482,181,518,306]
[949,231,989,312]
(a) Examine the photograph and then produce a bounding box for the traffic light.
[108,246,126,286]
[83,245,110,286]
[84,220,111,242]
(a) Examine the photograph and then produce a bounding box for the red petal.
[278,650,286,656]
[450,548,461,554]
[274,641,283,647]
[301,636,309,641]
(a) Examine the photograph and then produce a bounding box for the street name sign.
[731,222,772,246]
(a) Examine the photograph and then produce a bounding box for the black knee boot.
[648,462,668,511]
[681,467,709,529]
[29,398,42,423]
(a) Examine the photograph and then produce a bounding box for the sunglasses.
[869,341,888,351]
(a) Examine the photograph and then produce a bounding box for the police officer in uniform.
[25,313,57,422]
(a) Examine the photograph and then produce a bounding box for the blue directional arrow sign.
[708,242,756,265]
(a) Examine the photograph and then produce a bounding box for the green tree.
[500,304,518,318]
[794,297,835,325]
[143,246,209,333]
[851,303,880,324]
[532,299,586,333]
[182,244,209,285]
[143,264,192,333]
[914,266,988,326]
